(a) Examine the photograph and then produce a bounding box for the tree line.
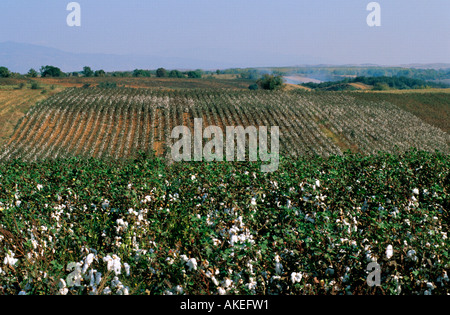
[302,76,449,91]
[0,66,205,79]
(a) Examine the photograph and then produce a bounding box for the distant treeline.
[0,65,213,79]
[302,76,450,91]
[221,66,450,82]
[274,66,450,82]
[2,64,450,84]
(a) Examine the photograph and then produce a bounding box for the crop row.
[1,88,449,161]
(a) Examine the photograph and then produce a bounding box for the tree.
[156,68,168,78]
[82,66,94,77]
[248,84,259,90]
[94,70,106,77]
[133,69,151,77]
[0,66,11,78]
[187,70,202,79]
[373,82,390,91]
[256,74,283,90]
[27,68,38,78]
[40,65,64,77]
[169,70,185,78]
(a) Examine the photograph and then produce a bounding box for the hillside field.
[1,87,449,162]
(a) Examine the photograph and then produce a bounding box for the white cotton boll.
[111,276,121,289]
[412,188,419,195]
[218,287,226,295]
[37,184,43,191]
[224,278,233,288]
[112,255,121,275]
[246,278,257,290]
[82,253,95,274]
[176,285,184,295]
[95,272,102,286]
[315,180,320,188]
[274,256,283,275]
[211,277,219,286]
[251,198,257,206]
[58,279,69,295]
[103,287,112,295]
[166,257,174,265]
[386,245,394,259]
[186,258,197,271]
[102,200,110,209]
[407,250,418,262]
[180,255,189,262]
[275,262,283,275]
[88,269,96,287]
[103,255,113,271]
[230,235,239,246]
[124,263,130,276]
[4,251,18,267]
[291,272,303,284]
[393,276,401,295]
[442,271,449,282]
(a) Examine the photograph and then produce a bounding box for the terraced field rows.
[1,88,449,161]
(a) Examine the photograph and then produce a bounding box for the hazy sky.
[1,0,449,66]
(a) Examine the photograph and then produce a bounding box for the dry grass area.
[0,87,64,146]
[282,83,311,91]
[349,82,373,90]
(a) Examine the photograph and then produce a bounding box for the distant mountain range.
[0,42,240,73]
[0,41,326,73]
[1,41,449,74]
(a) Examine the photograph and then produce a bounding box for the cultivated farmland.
[0,84,449,296]
[1,87,449,162]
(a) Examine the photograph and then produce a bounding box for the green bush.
[98,82,117,88]
[30,81,41,90]
[0,66,11,78]
[257,74,284,90]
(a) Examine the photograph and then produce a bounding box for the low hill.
[302,76,449,91]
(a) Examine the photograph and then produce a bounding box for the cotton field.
[0,151,448,295]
